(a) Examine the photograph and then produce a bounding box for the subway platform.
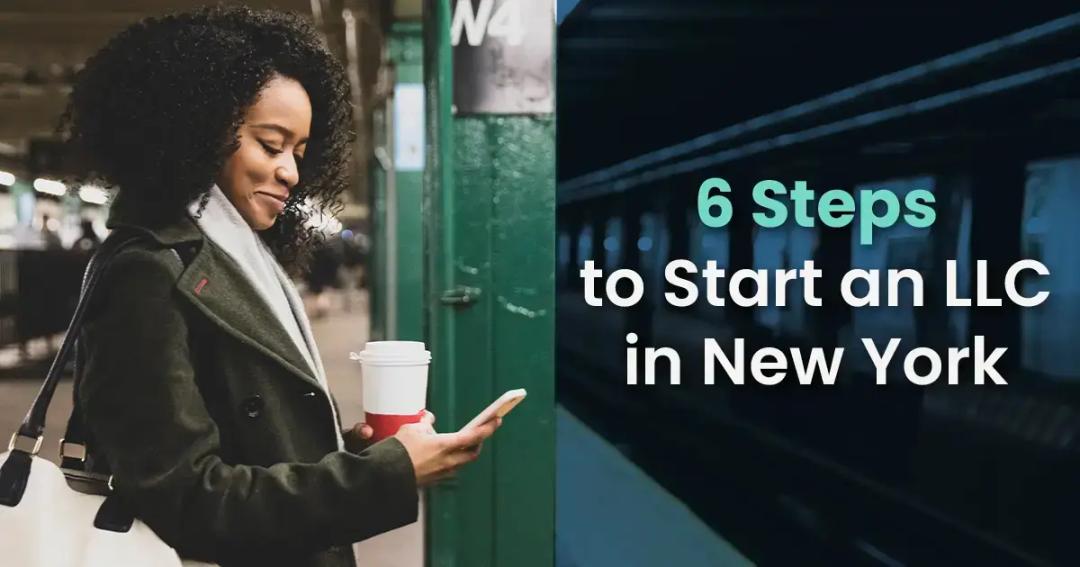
[0,288,421,567]
[556,406,752,567]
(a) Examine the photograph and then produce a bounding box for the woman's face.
[217,75,312,230]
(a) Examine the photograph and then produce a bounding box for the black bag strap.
[60,245,122,469]
[62,238,195,472]
[7,228,149,454]
[59,355,93,470]
[2,228,150,508]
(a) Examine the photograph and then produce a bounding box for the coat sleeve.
[77,248,418,561]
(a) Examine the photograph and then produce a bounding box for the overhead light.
[0,171,14,186]
[78,185,109,205]
[33,178,67,196]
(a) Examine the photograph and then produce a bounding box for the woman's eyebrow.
[251,123,309,144]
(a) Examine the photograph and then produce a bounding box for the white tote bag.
[0,450,193,566]
[0,231,215,567]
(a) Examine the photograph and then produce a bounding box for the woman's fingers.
[407,416,499,482]
[435,428,490,461]
[343,422,376,453]
[402,421,436,436]
[460,420,497,446]
[421,410,436,426]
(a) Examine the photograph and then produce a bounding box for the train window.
[603,217,621,272]
[557,230,571,283]
[639,212,670,304]
[753,226,786,332]
[847,176,935,370]
[752,223,817,337]
[638,212,658,267]
[949,190,972,346]
[690,218,730,268]
[690,209,730,317]
[1021,157,1080,380]
[576,224,593,269]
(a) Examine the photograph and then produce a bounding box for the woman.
[64,7,498,567]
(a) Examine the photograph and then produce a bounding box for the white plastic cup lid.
[363,341,426,353]
[353,341,431,366]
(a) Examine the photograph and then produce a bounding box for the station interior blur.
[0,1,414,565]
[0,0,393,346]
[1,1,554,566]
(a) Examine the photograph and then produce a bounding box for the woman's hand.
[342,410,441,453]
[342,422,375,453]
[394,411,502,486]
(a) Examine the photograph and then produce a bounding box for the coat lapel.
[107,208,325,393]
[175,238,326,393]
[267,258,347,449]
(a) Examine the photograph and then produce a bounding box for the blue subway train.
[558,3,1080,565]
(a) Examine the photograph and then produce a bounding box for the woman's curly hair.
[62,5,353,269]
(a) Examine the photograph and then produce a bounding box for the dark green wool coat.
[77,202,418,567]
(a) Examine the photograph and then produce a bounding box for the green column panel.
[394,167,424,341]
[370,122,388,341]
[422,1,555,565]
[481,117,555,567]
[389,22,425,341]
[440,118,498,567]
[503,122,556,566]
[423,2,459,563]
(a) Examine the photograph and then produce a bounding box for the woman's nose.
[275,157,299,188]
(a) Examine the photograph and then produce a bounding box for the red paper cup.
[356,341,431,441]
[365,409,427,442]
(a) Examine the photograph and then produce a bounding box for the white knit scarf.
[188,186,344,450]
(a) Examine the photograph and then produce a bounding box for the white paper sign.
[394,83,425,171]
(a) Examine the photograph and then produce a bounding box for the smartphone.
[462,389,527,431]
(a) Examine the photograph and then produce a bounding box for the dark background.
[557,2,1080,565]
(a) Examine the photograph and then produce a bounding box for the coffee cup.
[353,341,431,442]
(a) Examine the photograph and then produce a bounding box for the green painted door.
[422,1,555,565]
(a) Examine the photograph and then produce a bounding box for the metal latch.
[439,286,482,306]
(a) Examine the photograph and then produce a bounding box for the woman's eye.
[259,141,283,155]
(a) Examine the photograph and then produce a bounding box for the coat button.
[241,395,264,418]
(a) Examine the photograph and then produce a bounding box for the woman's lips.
[256,191,287,214]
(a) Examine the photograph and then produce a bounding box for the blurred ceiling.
[0,0,410,204]
[1,1,309,147]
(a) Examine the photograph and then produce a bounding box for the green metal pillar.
[423,1,555,565]
[372,22,426,342]
[369,103,389,341]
